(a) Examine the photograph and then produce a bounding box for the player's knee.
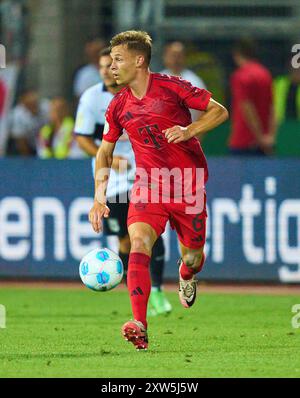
[183,252,203,269]
[130,235,152,254]
[119,235,131,254]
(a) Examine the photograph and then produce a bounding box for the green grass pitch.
[0,286,300,378]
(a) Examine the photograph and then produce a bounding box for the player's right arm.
[76,135,99,157]
[74,88,128,164]
[74,92,100,157]
[89,139,115,233]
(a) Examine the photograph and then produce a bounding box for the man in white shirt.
[10,90,49,156]
[161,41,206,88]
[74,48,171,316]
[161,41,207,121]
[73,38,106,99]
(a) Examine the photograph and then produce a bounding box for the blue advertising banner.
[0,158,299,282]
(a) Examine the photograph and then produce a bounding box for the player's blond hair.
[110,30,152,66]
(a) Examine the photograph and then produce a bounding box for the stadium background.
[0,0,299,283]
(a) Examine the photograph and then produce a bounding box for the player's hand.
[89,201,110,233]
[162,125,191,144]
[257,134,275,155]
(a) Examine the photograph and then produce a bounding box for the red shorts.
[127,197,207,249]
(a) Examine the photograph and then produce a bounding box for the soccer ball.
[79,248,124,292]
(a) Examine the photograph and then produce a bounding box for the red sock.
[180,253,206,281]
[127,252,151,329]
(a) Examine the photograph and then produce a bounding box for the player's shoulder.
[152,72,193,90]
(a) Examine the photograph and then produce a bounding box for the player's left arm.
[164,98,229,144]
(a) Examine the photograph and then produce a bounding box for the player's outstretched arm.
[89,140,116,233]
[164,99,229,144]
[75,135,99,157]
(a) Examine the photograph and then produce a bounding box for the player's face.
[99,55,117,88]
[110,45,138,85]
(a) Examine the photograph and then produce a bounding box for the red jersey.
[104,73,211,197]
[229,61,273,149]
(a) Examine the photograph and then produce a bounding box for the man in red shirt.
[89,31,228,350]
[229,39,276,155]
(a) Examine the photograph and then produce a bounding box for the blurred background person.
[73,37,106,100]
[38,97,84,159]
[161,41,206,89]
[9,89,49,156]
[273,65,300,124]
[229,38,277,156]
[161,41,207,121]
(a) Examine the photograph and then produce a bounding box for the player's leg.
[169,200,207,308]
[122,197,169,349]
[127,221,157,326]
[179,243,206,278]
[149,236,172,315]
[121,221,157,350]
[178,243,206,308]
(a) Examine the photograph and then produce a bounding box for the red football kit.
[104,73,211,249]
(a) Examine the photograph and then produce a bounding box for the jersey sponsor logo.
[138,124,164,149]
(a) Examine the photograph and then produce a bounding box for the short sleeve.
[174,77,212,111]
[74,98,95,136]
[103,101,123,143]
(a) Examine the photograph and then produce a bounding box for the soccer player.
[75,48,171,315]
[89,31,228,350]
